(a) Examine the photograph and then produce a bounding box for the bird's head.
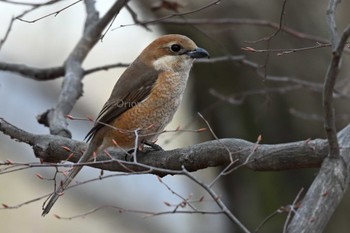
[138,34,209,72]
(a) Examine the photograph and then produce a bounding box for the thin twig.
[255,208,282,233]
[182,167,251,233]
[125,4,151,31]
[250,0,289,79]
[283,188,304,233]
[16,0,83,23]
[0,0,64,50]
[114,0,221,29]
[0,16,15,50]
[241,42,332,56]
[1,194,50,210]
[55,205,225,220]
[151,18,328,44]
[157,176,199,212]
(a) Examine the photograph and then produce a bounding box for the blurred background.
[1,0,350,232]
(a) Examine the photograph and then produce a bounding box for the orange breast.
[100,71,189,150]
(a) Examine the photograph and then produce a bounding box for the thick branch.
[286,123,350,233]
[39,0,129,138]
[286,1,350,231]
[0,118,330,173]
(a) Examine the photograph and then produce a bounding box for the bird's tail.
[41,145,95,216]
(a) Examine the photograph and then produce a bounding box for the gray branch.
[286,0,350,232]
[0,62,130,81]
[37,0,130,138]
[286,124,350,233]
[0,117,331,173]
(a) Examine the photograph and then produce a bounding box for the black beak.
[186,47,210,59]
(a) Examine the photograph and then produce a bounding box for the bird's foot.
[142,141,164,151]
[125,148,146,161]
[124,141,163,161]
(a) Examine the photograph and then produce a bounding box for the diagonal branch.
[0,0,64,50]
[37,0,129,138]
[15,0,83,23]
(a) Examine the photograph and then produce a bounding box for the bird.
[41,34,209,216]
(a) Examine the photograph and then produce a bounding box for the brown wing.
[85,59,159,142]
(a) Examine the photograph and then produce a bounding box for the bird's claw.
[142,141,164,151]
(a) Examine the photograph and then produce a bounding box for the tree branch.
[286,1,350,232]
[147,18,326,44]
[322,0,341,159]
[37,0,129,138]
[0,0,64,50]
[286,123,350,233]
[0,62,65,80]
[0,117,330,173]
[0,62,130,81]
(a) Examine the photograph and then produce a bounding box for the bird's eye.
[170,44,181,52]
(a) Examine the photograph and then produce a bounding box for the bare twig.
[249,0,288,44]
[1,194,50,210]
[241,42,331,56]
[209,85,302,105]
[149,18,327,44]
[115,0,221,29]
[0,0,55,6]
[198,112,239,187]
[0,171,150,210]
[123,16,350,54]
[16,0,83,23]
[125,4,151,31]
[183,167,251,233]
[0,16,15,50]
[157,176,199,212]
[84,62,129,75]
[283,188,304,233]
[0,0,64,50]
[254,188,303,233]
[247,0,289,79]
[54,205,225,220]
[255,209,282,233]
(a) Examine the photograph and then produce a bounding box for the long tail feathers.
[41,146,95,216]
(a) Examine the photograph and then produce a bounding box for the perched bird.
[42,34,209,216]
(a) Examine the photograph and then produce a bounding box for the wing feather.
[85,59,159,141]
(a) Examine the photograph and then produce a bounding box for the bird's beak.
[186,47,209,59]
